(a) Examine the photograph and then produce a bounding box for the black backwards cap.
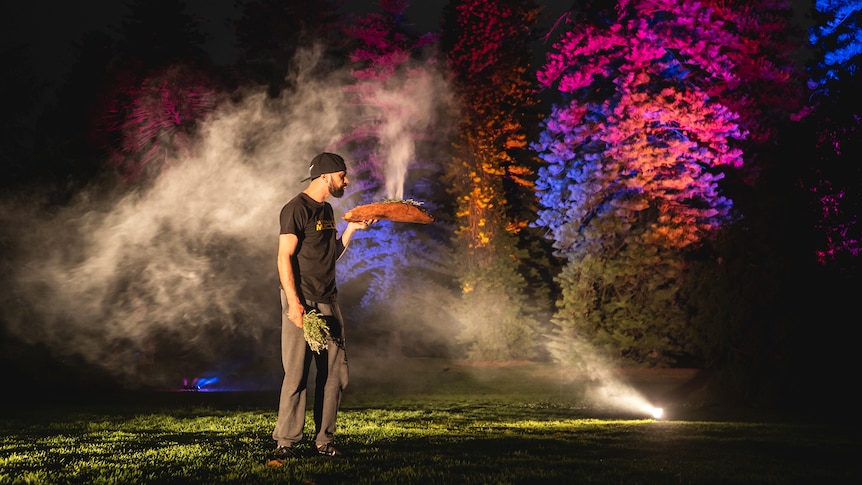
[301,152,347,182]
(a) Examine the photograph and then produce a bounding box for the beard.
[328,179,345,198]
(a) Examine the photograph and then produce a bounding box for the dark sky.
[4,1,243,81]
[0,1,445,82]
[3,1,577,86]
[3,0,812,90]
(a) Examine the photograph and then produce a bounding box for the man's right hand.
[288,300,305,328]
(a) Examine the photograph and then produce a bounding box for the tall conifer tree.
[233,0,345,96]
[806,0,862,266]
[441,0,545,360]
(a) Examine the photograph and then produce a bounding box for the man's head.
[301,153,347,183]
[302,152,348,198]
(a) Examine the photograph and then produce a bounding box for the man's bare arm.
[277,233,304,328]
[340,220,377,254]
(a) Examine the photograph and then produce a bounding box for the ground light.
[644,405,664,419]
[181,376,219,391]
[585,378,666,420]
[614,393,665,420]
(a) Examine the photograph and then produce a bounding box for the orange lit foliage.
[442,0,543,361]
[444,0,539,260]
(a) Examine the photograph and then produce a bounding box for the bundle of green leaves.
[303,310,330,353]
[380,198,424,206]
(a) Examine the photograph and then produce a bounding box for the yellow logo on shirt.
[316,219,336,231]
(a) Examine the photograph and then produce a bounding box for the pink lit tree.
[94,0,217,184]
[533,0,748,365]
[102,65,217,183]
[703,0,805,150]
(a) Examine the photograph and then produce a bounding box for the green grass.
[0,358,856,484]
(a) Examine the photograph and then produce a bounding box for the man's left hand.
[352,219,377,230]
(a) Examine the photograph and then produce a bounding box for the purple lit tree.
[533,0,748,365]
[704,0,805,150]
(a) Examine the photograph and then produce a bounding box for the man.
[269,152,375,465]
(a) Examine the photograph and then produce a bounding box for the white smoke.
[0,48,453,390]
[376,68,444,200]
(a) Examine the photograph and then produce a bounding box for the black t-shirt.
[279,193,345,303]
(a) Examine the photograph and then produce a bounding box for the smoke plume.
[0,48,454,390]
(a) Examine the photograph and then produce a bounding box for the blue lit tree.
[809,0,862,85]
[806,0,862,266]
[337,0,456,356]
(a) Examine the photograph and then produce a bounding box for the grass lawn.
[0,357,856,484]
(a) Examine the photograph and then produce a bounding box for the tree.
[337,0,456,357]
[805,0,862,268]
[91,0,218,184]
[704,0,805,149]
[103,64,218,183]
[233,0,346,96]
[756,0,862,408]
[441,0,546,361]
[1,47,43,189]
[533,0,747,366]
[674,0,811,405]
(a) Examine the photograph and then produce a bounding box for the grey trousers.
[272,289,349,447]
